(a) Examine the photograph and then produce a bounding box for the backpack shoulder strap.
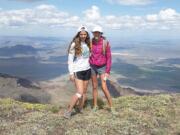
[90,39,93,51]
[102,39,108,55]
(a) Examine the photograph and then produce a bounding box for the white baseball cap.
[77,26,88,32]
[92,26,103,33]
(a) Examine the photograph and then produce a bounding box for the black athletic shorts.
[74,69,91,81]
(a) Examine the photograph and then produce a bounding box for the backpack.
[91,39,108,55]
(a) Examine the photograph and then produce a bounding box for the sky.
[0,0,180,40]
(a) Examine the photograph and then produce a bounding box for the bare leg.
[67,94,79,112]
[79,80,89,109]
[67,78,84,112]
[91,75,98,107]
[100,74,112,107]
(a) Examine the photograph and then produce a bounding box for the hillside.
[0,73,50,103]
[0,94,179,135]
[0,73,145,107]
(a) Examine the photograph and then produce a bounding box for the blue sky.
[0,0,180,39]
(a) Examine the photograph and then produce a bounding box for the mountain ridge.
[0,72,156,106]
[0,94,179,135]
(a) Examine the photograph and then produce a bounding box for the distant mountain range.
[0,45,37,57]
[0,73,150,106]
[0,36,179,93]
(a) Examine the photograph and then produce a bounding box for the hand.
[104,73,110,78]
[69,74,75,82]
[103,73,110,81]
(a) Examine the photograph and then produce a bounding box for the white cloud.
[0,5,180,33]
[102,15,145,30]
[101,8,180,30]
[82,6,179,31]
[107,0,153,6]
[35,4,57,11]
[159,8,178,21]
[0,4,79,27]
[146,14,158,22]
[145,8,180,30]
[83,6,101,21]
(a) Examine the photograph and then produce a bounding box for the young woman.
[64,26,91,119]
[89,26,116,114]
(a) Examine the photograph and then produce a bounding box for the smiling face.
[92,31,102,41]
[79,31,87,42]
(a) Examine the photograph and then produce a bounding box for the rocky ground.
[0,94,179,135]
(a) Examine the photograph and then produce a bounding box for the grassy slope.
[0,94,179,135]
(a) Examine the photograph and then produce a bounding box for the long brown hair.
[68,31,91,56]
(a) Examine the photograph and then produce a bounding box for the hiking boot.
[92,106,98,112]
[74,105,83,113]
[74,106,83,114]
[110,107,118,115]
[78,108,83,114]
[63,110,72,119]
